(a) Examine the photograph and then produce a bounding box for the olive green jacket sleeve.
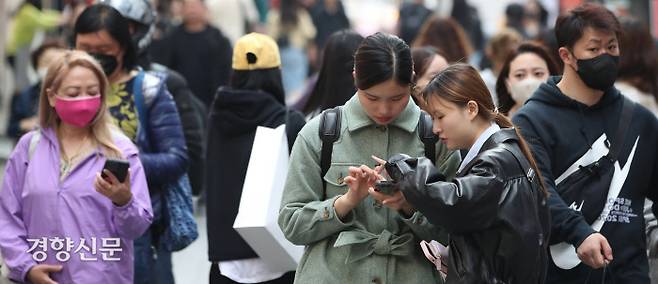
[436,144,462,182]
[278,125,357,245]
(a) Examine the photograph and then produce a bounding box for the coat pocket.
[322,163,360,199]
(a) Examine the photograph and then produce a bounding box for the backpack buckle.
[527,168,535,183]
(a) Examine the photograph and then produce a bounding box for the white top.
[207,0,259,44]
[219,258,288,283]
[615,81,658,117]
[458,123,501,173]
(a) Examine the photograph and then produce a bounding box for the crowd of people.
[1,0,658,283]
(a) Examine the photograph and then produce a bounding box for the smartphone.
[101,158,129,183]
[374,180,398,195]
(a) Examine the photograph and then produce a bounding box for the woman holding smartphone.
[0,50,152,284]
[374,63,550,283]
[73,6,189,283]
[278,32,460,283]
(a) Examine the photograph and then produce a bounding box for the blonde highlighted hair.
[38,50,124,159]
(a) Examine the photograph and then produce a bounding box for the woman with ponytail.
[372,63,551,283]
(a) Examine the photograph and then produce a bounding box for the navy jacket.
[134,71,189,191]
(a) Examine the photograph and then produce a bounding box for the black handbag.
[556,98,634,224]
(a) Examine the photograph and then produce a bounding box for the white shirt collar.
[458,123,501,173]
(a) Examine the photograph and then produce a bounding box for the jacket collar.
[480,128,518,151]
[344,94,420,133]
[458,123,501,173]
[40,127,106,157]
[457,128,519,175]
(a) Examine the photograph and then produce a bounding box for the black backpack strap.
[607,98,635,161]
[319,106,342,199]
[418,110,438,164]
[500,142,537,184]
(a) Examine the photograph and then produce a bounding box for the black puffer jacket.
[393,128,550,284]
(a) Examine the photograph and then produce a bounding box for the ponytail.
[424,64,548,197]
[495,112,548,197]
[493,109,513,128]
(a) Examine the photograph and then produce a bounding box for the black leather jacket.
[392,128,550,284]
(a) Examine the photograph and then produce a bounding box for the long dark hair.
[74,4,138,71]
[495,42,559,115]
[618,17,658,101]
[303,30,363,114]
[354,32,413,90]
[423,64,547,196]
[230,68,286,105]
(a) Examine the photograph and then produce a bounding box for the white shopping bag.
[233,125,304,271]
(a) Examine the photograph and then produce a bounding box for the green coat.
[279,95,461,284]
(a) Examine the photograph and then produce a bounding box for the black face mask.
[573,52,619,91]
[89,53,119,76]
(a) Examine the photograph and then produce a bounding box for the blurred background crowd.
[1,0,656,137]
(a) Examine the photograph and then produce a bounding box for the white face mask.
[509,78,543,104]
[37,68,48,81]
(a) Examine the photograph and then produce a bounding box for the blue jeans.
[134,228,175,284]
[280,47,308,98]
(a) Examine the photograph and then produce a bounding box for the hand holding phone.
[95,158,132,206]
[373,180,399,195]
[101,158,129,183]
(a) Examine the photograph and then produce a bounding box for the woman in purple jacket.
[0,50,152,283]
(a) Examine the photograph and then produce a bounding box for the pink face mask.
[54,96,101,128]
